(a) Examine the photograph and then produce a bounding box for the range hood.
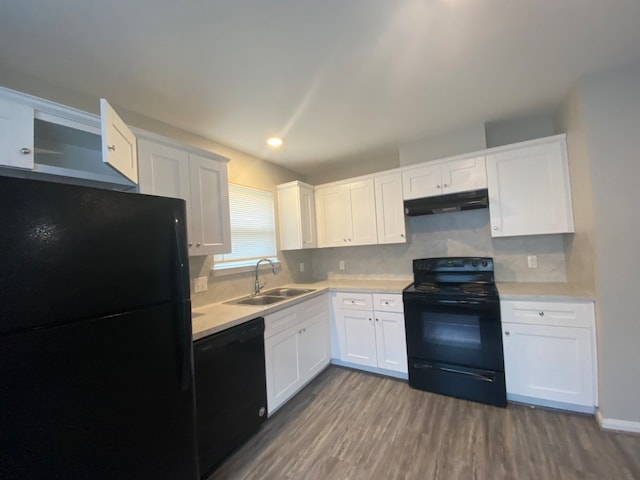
[404,189,488,216]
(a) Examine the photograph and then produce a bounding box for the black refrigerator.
[0,176,199,479]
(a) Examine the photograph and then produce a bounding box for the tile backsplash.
[311,209,567,282]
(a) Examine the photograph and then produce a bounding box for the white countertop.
[496,282,595,302]
[191,279,411,341]
[192,279,596,340]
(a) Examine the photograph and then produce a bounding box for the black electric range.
[402,257,506,407]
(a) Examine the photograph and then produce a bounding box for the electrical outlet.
[299,262,305,273]
[339,260,345,270]
[194,276,208,293]
[527,256,538,268]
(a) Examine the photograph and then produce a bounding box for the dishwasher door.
[194,317,267,477]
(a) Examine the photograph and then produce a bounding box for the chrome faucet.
[254,258,278,295]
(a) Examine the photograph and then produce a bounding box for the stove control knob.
[481,261,488,267]
[471,260,478,267]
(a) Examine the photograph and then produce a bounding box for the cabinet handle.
[505,331,510,335]
[492,226,499,231]
[196,243,201,247]
[369,318,372,322]
[443,183,449,187]
[348,238,352,242]
[436,185,441,189]
[539,311,544,317]
[188,243,193,247]
[375,318,379,322]
[107,144,116,152]
[20,147,31,155]
[400,234,405,238]
[344,238,347,242]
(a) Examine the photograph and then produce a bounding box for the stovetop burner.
[405,257,499,301]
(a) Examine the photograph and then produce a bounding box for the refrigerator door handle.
[173,216,188,300]
[178,301,193,392]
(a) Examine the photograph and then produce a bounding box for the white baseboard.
[597,411,640,434]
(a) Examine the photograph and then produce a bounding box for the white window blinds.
[214,184,277,269]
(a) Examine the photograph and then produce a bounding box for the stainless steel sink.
[225,288,316,306]
[262,288,315,298]
[232,295,285,306]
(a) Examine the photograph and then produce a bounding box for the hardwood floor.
[208,366,640,480]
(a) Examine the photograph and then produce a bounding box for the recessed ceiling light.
[266,137,283,148]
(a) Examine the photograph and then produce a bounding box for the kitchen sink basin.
[233,295,285,306]
[262,288,315,298]
[225,288,316,306]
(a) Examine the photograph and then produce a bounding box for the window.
[214,184,278,272]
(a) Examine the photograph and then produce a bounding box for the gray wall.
[399,124,486,166]
[569,62,640,423]
[311,209,567,283]
[485,113,557,148]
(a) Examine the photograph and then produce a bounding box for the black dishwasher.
[194,317,267,478]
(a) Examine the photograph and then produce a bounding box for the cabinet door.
[100,99,138,184]
[298,311,330,382]
[188,153,231,255]
[402,163,441,200]
[349,179,378,246]
[502,322,595,407]
[315,184,351,247]
[264,327,301,415]
[374,311,408,373]
[277,182,316,250]
[487,138,574,237]
[138,140,192,247]
[441,156,486,194]
[335,309,377,368]
[0,97,34,170]
[299,184,317,248]
[374,173,406,244]
[137,140,190,200]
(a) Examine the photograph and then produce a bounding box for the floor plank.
[207,366,640,480]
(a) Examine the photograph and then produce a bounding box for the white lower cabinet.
[264,295,330,415]
[501,299,597,412]
[332,292,407,376]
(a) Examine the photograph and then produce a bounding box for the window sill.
[212,258,281,277]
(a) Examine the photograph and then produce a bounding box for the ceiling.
[1,1,640,175]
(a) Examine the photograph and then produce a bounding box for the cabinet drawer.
[264,305,299,338]
[298,294,328,319]
[334,292,373,311]
[501,300,594,328]
[373,293,403,313]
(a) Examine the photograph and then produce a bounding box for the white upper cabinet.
[349,179,378,245]
[276,181,317,250]
[486,135,574,237]
[100,99,138,183]
[402,156,487,200]
[374,172,406,244]
[0,97,34,169]
[315,179,377,248]
[189,153,231,255]
[137,137,231,256]
[137,140,190,200]
[0,87,137,189]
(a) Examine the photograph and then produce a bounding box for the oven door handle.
[414,363,495,383]
[439,299,482,305]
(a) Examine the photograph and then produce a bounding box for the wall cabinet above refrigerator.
[0,87,137,190]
